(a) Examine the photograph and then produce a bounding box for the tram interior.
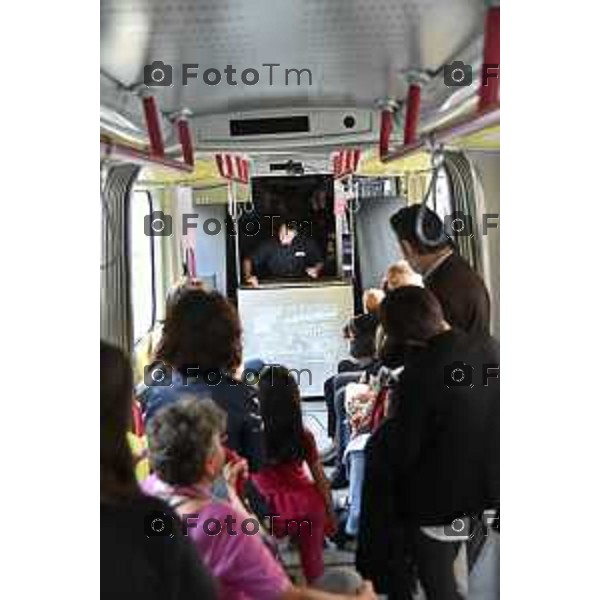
[100,0,501,598]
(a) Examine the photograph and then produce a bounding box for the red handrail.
[101,95,195,173]
[379,5,499,164]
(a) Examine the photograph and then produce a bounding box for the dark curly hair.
[147,397,227,486]
[154,287,242,373]
[258,366,306,465]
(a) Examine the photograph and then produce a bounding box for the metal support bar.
[142,96,165,157]
[215,153,249,184]
[380,105,499,163]
[379,6,500,164]
[403,83,421,145]
[215,153,225,178]
[224,154,234,179]
[100,137,194,173]
[479,6,500,111]
[176,117,195,167]
[379,109,394,158]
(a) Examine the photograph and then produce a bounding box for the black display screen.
[230,116,310,136]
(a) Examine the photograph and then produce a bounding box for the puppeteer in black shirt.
[251,235,323,279]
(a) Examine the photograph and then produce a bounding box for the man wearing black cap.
[389,205,490,336]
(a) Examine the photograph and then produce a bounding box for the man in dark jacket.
[390,205,491,337]
[356,287,499,599]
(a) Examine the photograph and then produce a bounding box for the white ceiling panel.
[101,0,490,149]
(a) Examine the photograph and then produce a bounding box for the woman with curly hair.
[143,396,375,600]
[140,286,264,471]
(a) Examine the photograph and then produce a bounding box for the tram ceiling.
[101,0,491,149]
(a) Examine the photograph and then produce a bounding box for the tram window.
[129,190,161,344]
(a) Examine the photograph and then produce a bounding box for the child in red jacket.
[252,366,335,583]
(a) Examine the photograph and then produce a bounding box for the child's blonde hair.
[363,288,385,314]
[385,261,423,290]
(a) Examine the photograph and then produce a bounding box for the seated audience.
[324,289,382,444]
[390,205,491,336]
[340,288,384,371]
[252,366,336,582]
[339,365,403,545]
[100,340,216,600]
[133,277,206,382]
[328,262,421,489]
[356,287,499,599]
[139,286,264,471]
[143,397,376,600]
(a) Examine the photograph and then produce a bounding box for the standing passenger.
[390,205,490,336]
[356,287,499,598]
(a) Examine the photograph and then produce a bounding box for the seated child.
[340,289,384,371]
[252,366,336,583]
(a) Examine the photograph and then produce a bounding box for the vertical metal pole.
[215,153,225,178]
[176,117,195,166]
[349,178,357,280]
[230,180,241,287]
[403,83,422,145]
[224,154,234,179]
[478,6,500,111]
[352,149,361,172]
[333,153,342,178]
[379,109,394,159]
[142,95,165,157]
[334,181,345,278]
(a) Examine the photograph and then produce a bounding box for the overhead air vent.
[230,116,309,136]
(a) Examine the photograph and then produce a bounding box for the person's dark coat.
[425,252,491,337]
[102,495,216,600]
[252,235,322,279]
[356,329,499,593]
